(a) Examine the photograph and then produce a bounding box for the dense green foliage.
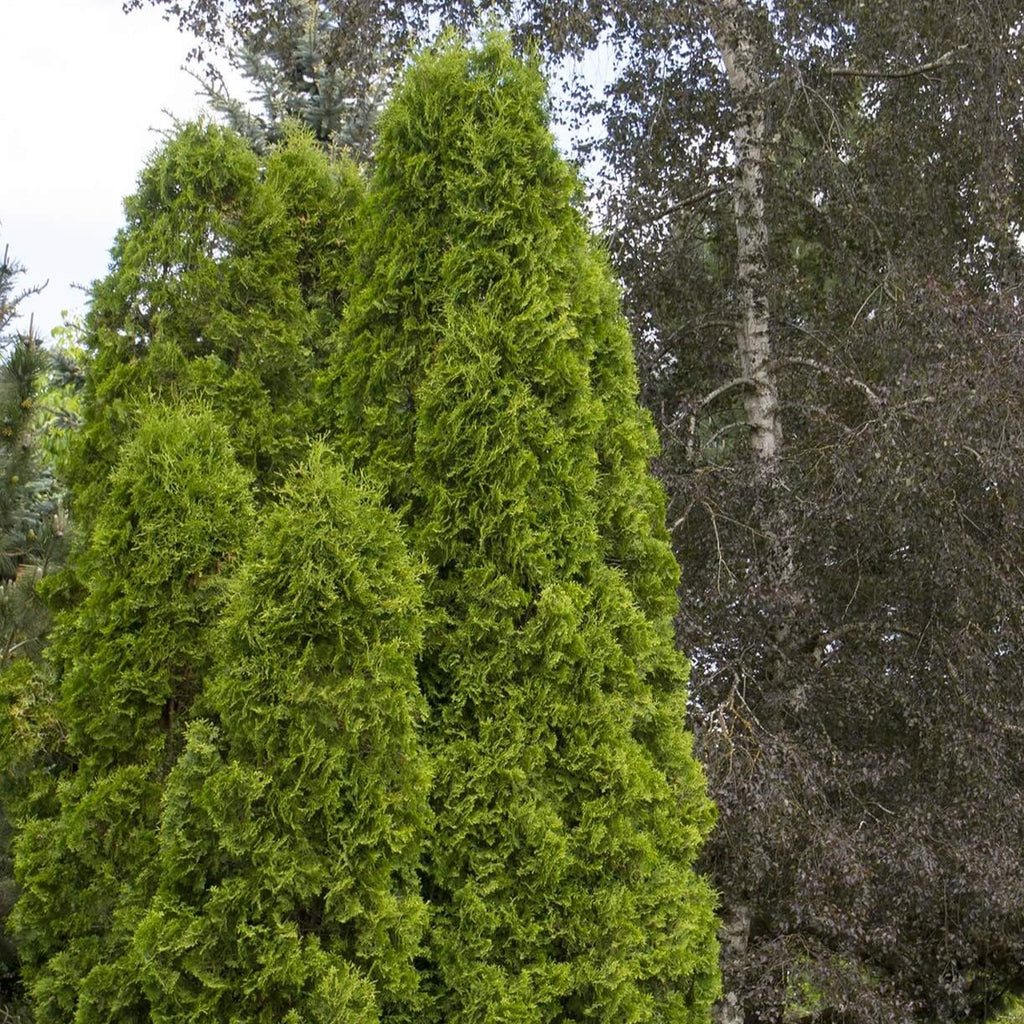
[330,36,719,1023]
[0,240,71,1020]
[11,406,253,1022]
[991,997,1024,1024]
[69,120,362,526]
[4,123,411,1023]
[133,446,430,1023]
[5,38,720,1024]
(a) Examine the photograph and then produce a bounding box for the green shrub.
[990,996,1024,1024]
[11,405,253,1022]
[3,123,371,1023]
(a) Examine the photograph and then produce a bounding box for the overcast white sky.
[1,0,218,335]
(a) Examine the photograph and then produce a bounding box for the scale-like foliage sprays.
[70,121,363,524]
[6,123,371,1024]
[132,447,430,1024]
[11,406,253,1022]
[332,36,720,1023]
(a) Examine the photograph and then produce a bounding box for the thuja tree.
[330,36,719,1023]
[11,405,253,1022]
[132,446,430,1023]
[69,119,362,528]
[6,117,433,1022]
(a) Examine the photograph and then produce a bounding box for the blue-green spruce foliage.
[330,36,720,1024]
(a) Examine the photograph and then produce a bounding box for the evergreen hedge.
[4,37,719,1024]
[330,35,720,1024]
[6,124,396,1023]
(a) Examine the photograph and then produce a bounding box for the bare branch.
[610,185,727,245]
[776,356,884,409]
[695,375,757,413]
[648,185,727,223]
[825,46,968,81]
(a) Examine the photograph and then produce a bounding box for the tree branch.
[610,185,726,246]
[695,375,757,413]
[776,356,884,409]
[825,46,967,81]
[649,185,727,223]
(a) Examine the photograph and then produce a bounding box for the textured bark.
[706,0,780,483]
[704,5,789,1019]
[706,0,796,625]
[713,902,752,1024]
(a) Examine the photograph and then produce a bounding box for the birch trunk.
[707,0,780,482]
[703,4,788,1020]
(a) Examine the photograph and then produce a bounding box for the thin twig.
[695,375,758,412]
[610,185,727,244]
[776,355,884,409]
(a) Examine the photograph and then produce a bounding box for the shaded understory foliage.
[0,241,72,1022]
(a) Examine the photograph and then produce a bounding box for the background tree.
[329,36,720,1023]
[0,243,68,668]
[129,0,425,159]
[200,0,391,159]
[0,241,71,1022]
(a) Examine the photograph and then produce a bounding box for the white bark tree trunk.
[702,5,789,1021]
[707,0,781,484]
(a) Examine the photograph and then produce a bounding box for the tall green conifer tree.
[330,36,719,1023]
[7,123,379,1023]
[132,447,430,1024]
[11,406,253,1022]
[69,121,362,528]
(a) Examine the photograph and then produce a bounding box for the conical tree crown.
[133,445,430,1024]
[331,35,719,1024]
[69,121,363,524]
[11,405,253,1024]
